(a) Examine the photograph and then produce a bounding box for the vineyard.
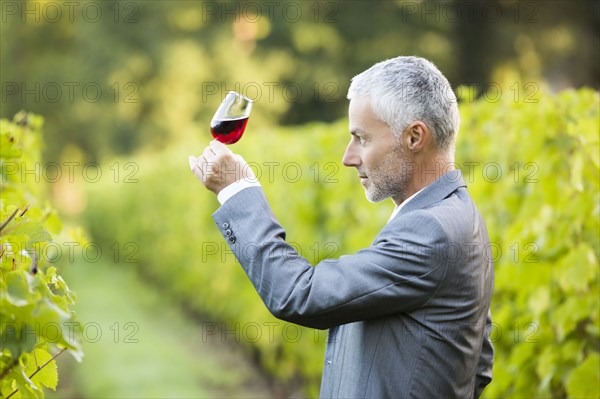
[2,1,599,397]
[79,88,599,397]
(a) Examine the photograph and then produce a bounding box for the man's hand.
[188,140,256,195]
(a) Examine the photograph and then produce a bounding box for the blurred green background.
[1,0,599,398]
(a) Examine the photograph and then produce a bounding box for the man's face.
[343,97,411,204]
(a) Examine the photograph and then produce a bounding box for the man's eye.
[351,134,366,145]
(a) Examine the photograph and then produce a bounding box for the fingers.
[209,140,230,156]
[200,141,231,164]
[188,141,247,194]
[188,155,205,172]
[188,155,203,173]
[202,145,214,160]
[188,155,206,183]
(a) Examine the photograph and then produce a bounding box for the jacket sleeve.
[212,187,450,330]
[474,310,494,398]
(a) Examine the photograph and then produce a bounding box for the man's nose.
[342,141,360,168]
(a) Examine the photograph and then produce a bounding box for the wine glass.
[210,91,253,144]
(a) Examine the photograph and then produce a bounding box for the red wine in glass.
[210,91,252,144]
[210,116,249,144]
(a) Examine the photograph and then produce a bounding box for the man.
[189,56,494,398]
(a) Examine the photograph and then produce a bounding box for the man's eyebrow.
[350,128,366,136]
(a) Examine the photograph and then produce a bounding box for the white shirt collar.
[387,187,426,223]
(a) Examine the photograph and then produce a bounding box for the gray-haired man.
[190,56,494,398]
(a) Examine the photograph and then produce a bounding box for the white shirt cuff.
[217,179,261,204]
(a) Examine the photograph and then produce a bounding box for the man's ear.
[405,121,430,151]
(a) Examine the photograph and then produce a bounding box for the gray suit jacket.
[213,170,494,399]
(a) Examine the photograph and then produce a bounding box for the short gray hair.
[347,56,459,151]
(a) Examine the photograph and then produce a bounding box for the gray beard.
[365,144,410,203]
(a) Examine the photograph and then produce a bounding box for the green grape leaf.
[527,286,550,318]
[0,321,37,359]
[535,343,558,380]
[570,153,584,193]
[557,244,598,293]
[552,296,591,341]
[7,219,52,247]
[42,211,62,236]
[24,349,58,391]
[566,353,600,398]
[32,299,71,344]
[8,359,43,399]
[5,271,35,307]
[0,131,22,159]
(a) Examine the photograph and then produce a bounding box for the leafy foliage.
[0,113,83,398]
[459,88,599,399]
[83,88,599,397]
